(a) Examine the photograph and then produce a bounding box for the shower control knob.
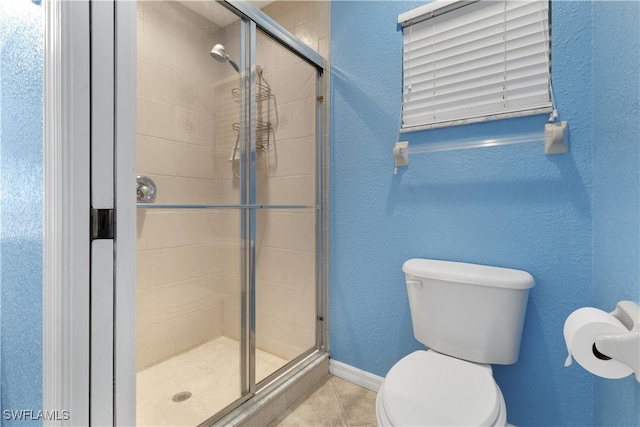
[136,175,157,203]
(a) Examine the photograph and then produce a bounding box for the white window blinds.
[399,0,552,131]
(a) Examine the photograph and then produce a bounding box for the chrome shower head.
[210,43,239,72]
[210,44,227,62]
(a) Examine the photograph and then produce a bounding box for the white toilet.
[376,259,535,427]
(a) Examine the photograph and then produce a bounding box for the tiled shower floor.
[136,336,288,426]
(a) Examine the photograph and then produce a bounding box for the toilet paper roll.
[563,307,633,379]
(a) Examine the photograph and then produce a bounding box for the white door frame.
[43,0,90,424]
[42,0,136,425]
[112,2,137,423]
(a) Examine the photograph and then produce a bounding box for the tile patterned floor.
[270,375,378,427]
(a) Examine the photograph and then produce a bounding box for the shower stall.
[134,1,328,424]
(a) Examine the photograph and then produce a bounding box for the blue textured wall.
[0,1,639,425]
[330,1,596,425]
[592,2,640,425]
[0,0,43,425]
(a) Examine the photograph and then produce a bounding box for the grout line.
[328,376,350,427]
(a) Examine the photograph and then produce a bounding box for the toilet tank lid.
[403,259,535,290]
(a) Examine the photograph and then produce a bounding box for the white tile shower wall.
[136,1,238,370]
[136,0,329,369]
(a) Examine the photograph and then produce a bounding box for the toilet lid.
[381,350,501,426]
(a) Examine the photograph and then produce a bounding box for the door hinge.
[91,208,115,240]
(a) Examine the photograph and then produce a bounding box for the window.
[399,0,552,131]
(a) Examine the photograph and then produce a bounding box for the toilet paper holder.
[594,301,640,382]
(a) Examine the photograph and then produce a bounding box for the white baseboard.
[329,359,384,392]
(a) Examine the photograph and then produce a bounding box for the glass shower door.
[253,29,320,383]
[134,1,324,425]
[135,1,247,425]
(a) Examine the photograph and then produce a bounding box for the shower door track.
[225,1,324,69]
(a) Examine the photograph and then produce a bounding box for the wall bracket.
[544,121,568,154]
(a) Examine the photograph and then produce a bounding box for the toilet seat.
[377,350,505,426]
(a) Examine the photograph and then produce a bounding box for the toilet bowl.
[375,350,507,427]
[375,259,534,427]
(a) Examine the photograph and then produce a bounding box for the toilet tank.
[403,259,535,365]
